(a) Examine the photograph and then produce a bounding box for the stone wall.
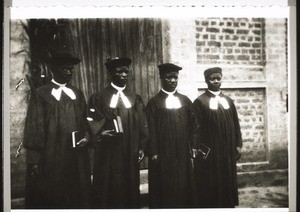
[264,19,288,170]
[161,18,199,101]
[10,19,30,201]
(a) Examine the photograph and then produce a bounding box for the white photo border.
[3,2,297,212]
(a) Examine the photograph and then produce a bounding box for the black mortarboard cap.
[47,51,81,67]
[105,57,132,71]
[158,63,182,74]
[204,67,222,78]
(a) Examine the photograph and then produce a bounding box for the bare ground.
[237,186,288,208]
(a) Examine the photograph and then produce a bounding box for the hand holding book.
[30,164,43,177]
[236,147,242,161]
[97,116,124,141]
[72,130,89,148]
[138,150,144,163]
[101,129,117,137]
[196,143,211,160]
[76,137,89,147]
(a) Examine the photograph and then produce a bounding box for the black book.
[113,116,124,134]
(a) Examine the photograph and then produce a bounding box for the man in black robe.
[146,63,198,208]
[88,57,149,209]
[23,51,91,209]
[192,67,243,208]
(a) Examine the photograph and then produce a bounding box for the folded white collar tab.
[161,89,181,109]
[51,79,76,101]
[109,82,131,108]
[209,95,229,110]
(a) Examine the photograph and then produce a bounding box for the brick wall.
[163,17,288,173]
[196,18,265,66]
[232,89,266,163]
[198,88,268,163]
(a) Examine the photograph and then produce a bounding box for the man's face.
[206,72,222,91]
[110,66,129,87]
[53,65,74,83]
[160,71,179,92]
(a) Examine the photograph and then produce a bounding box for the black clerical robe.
[23,82,91,209]
[146,90,198,208]
[88,84,148,209]
[192,90,242,208]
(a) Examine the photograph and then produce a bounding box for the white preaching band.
[208,90,229,110]
[51,79,76,101]
[161,88,182,109]
[109,82,132,108]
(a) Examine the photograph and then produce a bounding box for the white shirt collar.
[208,89,221,96]
[111,82,126,91]
[52,79,66,87]
[161,88,177,95]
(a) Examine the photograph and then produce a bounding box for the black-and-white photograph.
[5,3,296,212]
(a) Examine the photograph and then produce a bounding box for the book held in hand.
[197,143,211,159]
[113,116,124,133]
[72,130,85,148]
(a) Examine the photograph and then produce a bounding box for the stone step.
[140,168,288,188]
[237,169,288,187]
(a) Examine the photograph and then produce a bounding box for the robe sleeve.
[230,100,243,148]
[191,99,205,150]
[87,93,106,140]
[189,102,200,150]
[23,90,46,164]
[145,100,158,156]
[135,95,149,152]
[77,90,91,141]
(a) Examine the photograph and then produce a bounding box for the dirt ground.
[12,185,289,209]
[140,185,289,209]
[237,186,288,208]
